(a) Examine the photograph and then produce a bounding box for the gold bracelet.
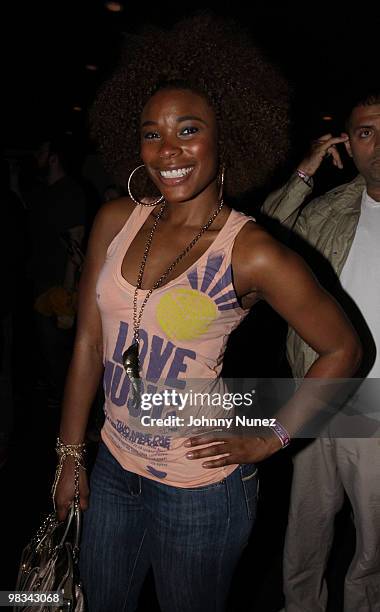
[52,438,86,513]
[55,437,86,464]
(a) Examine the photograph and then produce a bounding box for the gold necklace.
[122,197,224,390]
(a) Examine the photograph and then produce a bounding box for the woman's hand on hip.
[184,432,282,467]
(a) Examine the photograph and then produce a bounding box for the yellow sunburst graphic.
[156,288,218,341]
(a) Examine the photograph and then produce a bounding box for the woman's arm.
[243,228,362,436]
[55,197,133,519]
[185,224,362,466]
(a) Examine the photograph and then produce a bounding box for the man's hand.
[184,432,282,468]
[298,133,349,176]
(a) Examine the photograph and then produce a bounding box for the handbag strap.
[59,504,82,554]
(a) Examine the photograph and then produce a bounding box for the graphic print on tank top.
[156,252,241,341]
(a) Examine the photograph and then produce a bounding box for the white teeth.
[160,167,193,178]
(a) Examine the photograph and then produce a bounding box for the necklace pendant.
[123,341,142,409]
[122,342,140,379]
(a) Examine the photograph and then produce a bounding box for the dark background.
[3,1,380,152]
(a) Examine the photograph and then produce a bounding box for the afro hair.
[90,13,291,199]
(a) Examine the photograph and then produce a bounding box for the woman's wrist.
[55,437,86,466]
[268,419,291,449]
[52,438,87,510]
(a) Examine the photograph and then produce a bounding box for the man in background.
[263,90,380,611]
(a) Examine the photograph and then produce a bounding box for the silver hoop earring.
[218,165,225,201]
[127,164,164,207]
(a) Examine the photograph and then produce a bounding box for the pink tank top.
[96,205,254,487]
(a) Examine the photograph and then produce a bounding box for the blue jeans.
[80,442,258,612]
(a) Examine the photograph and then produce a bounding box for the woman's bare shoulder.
[91,196,136,248]
[233,219,284,263]
[97,195,135,229]
[232,219,293,294]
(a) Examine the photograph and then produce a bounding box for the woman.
[54,16,361,612]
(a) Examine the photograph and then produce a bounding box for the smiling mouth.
[159,166,194,180]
